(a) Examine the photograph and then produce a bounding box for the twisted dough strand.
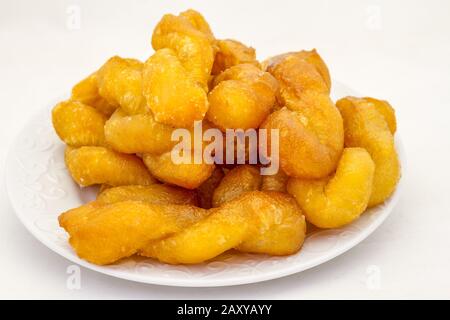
[207,64,278,131]
[59,191,305,265]
[65,146,156,187]
[212,165,261,207]
[261,50,344,179]
[139,191,306,264]
[52,100,107,147]
[104,108,178,154]
[211,165,289,207]
[71,72,116,116]
[287,148,375,228]
[336,97,400,207]
[97,184,198,206]
[212,39,260,75]
[152,9,215,86]
[97,57,147,115]
[60,201,209,265]
[143,10,216,128]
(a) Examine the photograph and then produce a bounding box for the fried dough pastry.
[143,50,209,128]
[176,9,216,40]
[104,109,176,154]
[287,148,375,228]
[140,191,306,264]
[71,72,117,116]
[59,201,209,265]
[261,169,288,192]
[262,50,331,89]
[143,10,215,128]
[52,100,107,147]
[197,167,225,209]
[212,39,260,75]
[152,9,215,86]
[207,64,278,131]
[336,97,400,207]
[362,97,397,134]
[212,165,261,207]
[60,191,304,265]
[65,146,156,187]
[261,50,344,179]
[61,185,198,236]
[97,184,198,206]
[212,165,289,207]
[104,108,205,155]
[142,152,215,189]
[97,56,147,115]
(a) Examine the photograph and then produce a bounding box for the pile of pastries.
[52,9,400,265]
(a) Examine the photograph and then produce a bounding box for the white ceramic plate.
[5,82,404,287]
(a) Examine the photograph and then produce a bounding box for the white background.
[1,0,450,299]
